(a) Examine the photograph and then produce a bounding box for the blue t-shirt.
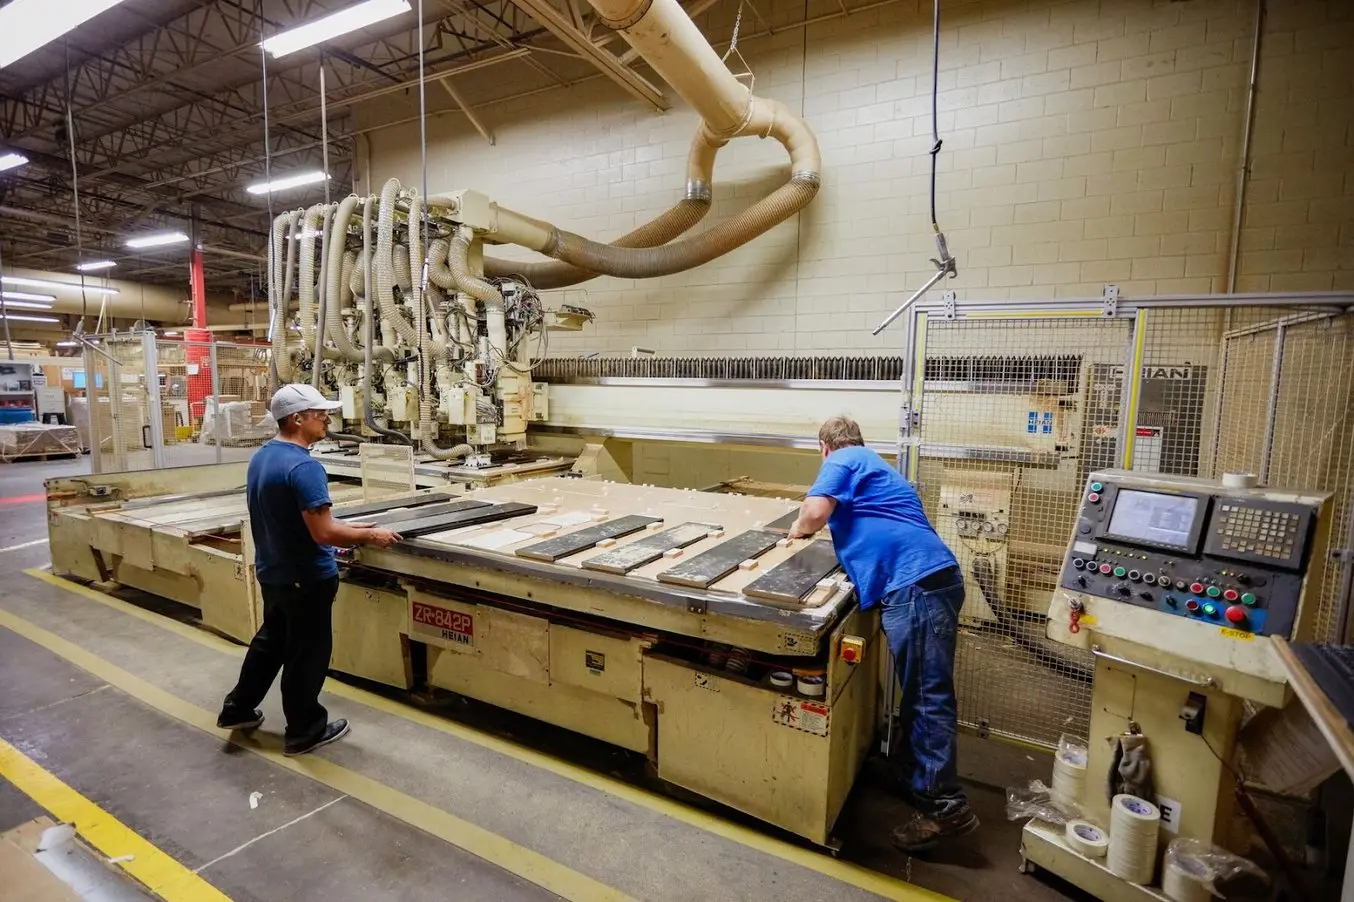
[807,446,957,610]
[247,439,337,585]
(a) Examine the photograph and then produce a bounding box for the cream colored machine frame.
[45,466,879,848]
[1020,469,1333,901]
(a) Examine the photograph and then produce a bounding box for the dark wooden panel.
[656,530,782,589]
[514,515,662,563]
[362,499,487,526]
[760,510,801,533]
[385,502,536,539]
[742,540,841,603]
[333,492,457,519]
[580,522,722,575]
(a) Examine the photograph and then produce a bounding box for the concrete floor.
[0,455,1093,902]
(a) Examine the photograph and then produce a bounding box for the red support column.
[185,248,213,417]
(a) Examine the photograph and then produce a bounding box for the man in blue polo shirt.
[788,415,975,852]
[216,384,401,757]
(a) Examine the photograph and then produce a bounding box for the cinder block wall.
[362,0,1353,355]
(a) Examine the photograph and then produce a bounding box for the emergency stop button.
[840,635,864,665]
[1225,605,1247,626]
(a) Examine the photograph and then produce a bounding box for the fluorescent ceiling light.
[76,260,117,272]
[0,152,29,172]
[1,291,56,303]
[2,275,119,296]
[262,0,412,58]
[247,170,328,195]
[0,314,60,323]
[0,0,132,68]
[125,231,189,249]
[0,301,54,311]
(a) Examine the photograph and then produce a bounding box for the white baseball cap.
[270,384,342,422]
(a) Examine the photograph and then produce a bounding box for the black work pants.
[221,576,338,742]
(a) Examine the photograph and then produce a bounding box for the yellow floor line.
[0,736,232,902]
[0,607,632,902]
[23,568,950,902]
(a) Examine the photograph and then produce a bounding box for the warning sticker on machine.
[410,599,475,650]
[585,651,606,673]
[1219,627,1254,642]
[772,697,830,736]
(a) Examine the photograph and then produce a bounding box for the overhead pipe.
[471,0,820,280]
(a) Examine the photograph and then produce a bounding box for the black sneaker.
[284,719,351,757]
[891,808,979,853]
[217,709,265,731]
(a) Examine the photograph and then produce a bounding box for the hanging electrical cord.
[64,39,92,331]
[871,0,957,336]
[0,239,14,360]
[259,4,279,389]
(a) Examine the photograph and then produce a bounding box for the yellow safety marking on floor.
[23,568,952,902]
[0,736,232,902]
[0,607,633,902]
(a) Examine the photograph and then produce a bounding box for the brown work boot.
[891,808,979,853]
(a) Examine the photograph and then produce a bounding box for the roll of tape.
[797,675,825,697]
[1222,471,1259,489]
[1064,820,1108,859]
[1050,749,1087,813]
[769,671,794,689]
[1162,857,1213,902]
[1108,794,1161,885]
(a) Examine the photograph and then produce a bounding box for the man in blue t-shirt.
[788,415,975,852]
[216,384,401,757]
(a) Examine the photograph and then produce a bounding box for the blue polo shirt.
[247,439,337,585]
[807,446,956,610]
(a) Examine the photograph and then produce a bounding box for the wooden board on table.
[581,522,722,575]
[333,492,457,519]
[742,540,841,603]
[656,529,782,589]
[515,515,662,563]
[389,502,537,539]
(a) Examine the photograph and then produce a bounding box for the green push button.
[1202,603,1217,617]
[1205,585,1221,598]
[1241,592,1257,606]
[1090,482,1103,492]
[1113,566,1126,578]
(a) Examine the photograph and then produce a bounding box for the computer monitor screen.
[1105,489,1200,552]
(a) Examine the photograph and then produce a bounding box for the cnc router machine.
[1021,469,1333,900]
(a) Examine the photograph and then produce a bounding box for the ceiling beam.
[506,0,667,110]
[438,77,495,145]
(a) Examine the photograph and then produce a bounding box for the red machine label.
[411,600,474,647]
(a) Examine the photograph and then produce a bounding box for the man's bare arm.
[301,506,401,548]
[788,496,836,539]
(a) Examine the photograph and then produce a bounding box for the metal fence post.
[210,341,222,464]
[143,331,166,470]
[1259,324,1285,485]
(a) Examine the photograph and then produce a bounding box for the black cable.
[64,39,90,328]
[928,0,942,231]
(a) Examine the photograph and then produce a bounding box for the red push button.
[1225,605,1247,625]
[1189,582,1205,595]
[1223,588,1239,602]
[1099,563,1113,575]
[1088,492,1101,503]
[1185,599,1200,614]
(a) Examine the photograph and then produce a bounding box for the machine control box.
[1060,474,1318,638]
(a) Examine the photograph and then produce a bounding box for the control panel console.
[1061,473,1318,638]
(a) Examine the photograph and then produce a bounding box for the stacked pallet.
[0,422,81,462]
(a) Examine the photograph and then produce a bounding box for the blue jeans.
[880,568,969,818]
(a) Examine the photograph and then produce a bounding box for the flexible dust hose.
[298,203,326,352]
[311,204,334,388]
[270,211,300,382]
[375,178,421,351]
[427,237,455,290]
[447,225,506,363]
[407,196,446,361]
[324,195,385,363]
[417,215,472,461]
[538,100,819,278]
[361,194,411,443]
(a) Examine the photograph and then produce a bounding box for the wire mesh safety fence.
[82,334,276,474]
[914,315,1134,747]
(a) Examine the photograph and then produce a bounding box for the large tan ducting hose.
[416,203,472,461]
[323,196,366,363]
[271,210,300,382]
[478,129,717,287]
[375,178,422,351]
[427,237,455,290]
[407,195,446,360]
[298,203,327,352]
[447,226,509,373]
